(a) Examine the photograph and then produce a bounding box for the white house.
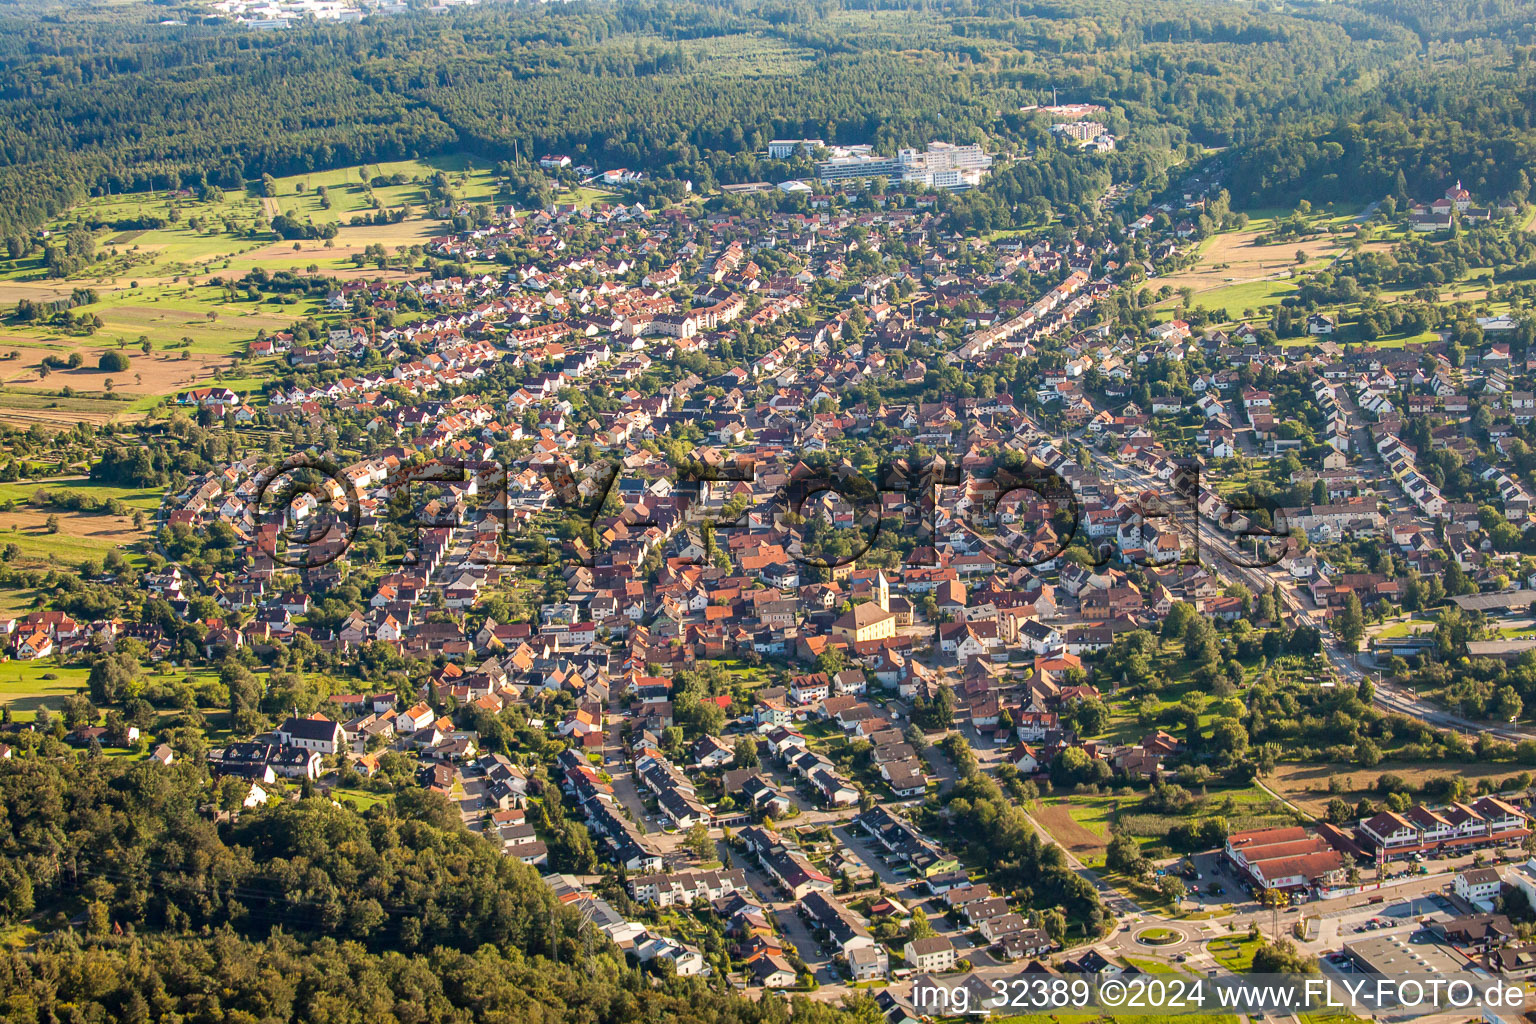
[276,716,345,756]
[904,936,957,973]
[1456,867,1503,910]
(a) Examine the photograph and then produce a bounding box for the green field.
[1206,936,1262,972]
[0,660,90,719]
[0,476,163,511]
[0,154,532,410]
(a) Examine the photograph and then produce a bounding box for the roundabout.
[1130,923,1199,949]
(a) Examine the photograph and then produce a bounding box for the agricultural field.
[0,505,147,567]
[0,475,157,567]
[0,156,564,428]
[1032,798,1111,865]
[1156,205,1367,298]
[1155,200,1529,350]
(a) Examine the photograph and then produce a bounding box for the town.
[4,148,1535,1012]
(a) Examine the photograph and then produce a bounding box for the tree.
[1156,874,1186,904]
[1106,833,1147,877]
[1184,616,1220,665]
[1252,938,1317,974]
[88,651,141,704]
[1163,601,1197,639]
[684,822,712,860]
[1496,686,1524,723]
[1336,593,1364,647]
[1072,698,1110,737]
[100,350,131,372]
[732,735,759,768]
[1210,718,1249,761]
[1039,908,1068,944]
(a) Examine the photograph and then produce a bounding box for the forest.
[0,755,882,1024]
[0,0,1530,237]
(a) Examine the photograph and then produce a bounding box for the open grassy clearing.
[0,587,43,616]
[0,660,91,719]
[0,350,239,393]
[1154,209,1380,314]
[0,505,148,566]
[0,282,304,424]
[1206,935,1262,972]
[1266,761,1531,816]
[0,476,162,510]
[0,156,512,305]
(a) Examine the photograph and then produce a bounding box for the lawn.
[1122,956,1181,973]
[1206,935,1262,972]
[1136,928,1182,946]
[0,476,163,511]
[0,511,148,567]
[0,659,91,719]
[324,785,392,811]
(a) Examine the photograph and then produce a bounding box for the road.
[716,837,843,987]
[1016,801,1145,922]
[1109,458,1536,741]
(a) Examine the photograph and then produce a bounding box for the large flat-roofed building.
[1343,932,1471,978]
[1503,858,1536,910]
[767,139,825,159]
[816,153,907,184]
[816,142,992,190]
[1224,825,1349,895]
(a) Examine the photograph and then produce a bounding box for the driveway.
[832,824,991,964]
[718,838,840,985]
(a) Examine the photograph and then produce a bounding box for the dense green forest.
[0,755,879,1024]
[0,0,1531,236]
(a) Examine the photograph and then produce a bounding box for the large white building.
[816,142,992,190]
[767,139,825,159]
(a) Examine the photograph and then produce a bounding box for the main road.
[1108,459,1535,742]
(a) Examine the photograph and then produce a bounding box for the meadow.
[0,156,570,427]
[0,659,91,720]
